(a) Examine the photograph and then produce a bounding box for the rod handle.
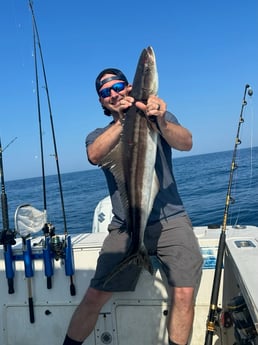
[204,331,213,345]
[65,236,76,296]
[28,296,35,323]
[70,276,76,296]
[4,244,15,294]
[47,277,52,289]
[27,277,35,323]
[7,278,14,294]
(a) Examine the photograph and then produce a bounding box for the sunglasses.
[99,82,127,98]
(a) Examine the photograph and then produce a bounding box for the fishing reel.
[48,232,76,295]
[50,235,66,260]
[42,222,55,237]
[0,229,16,246]
[41,221,75,295]
[41,222,65,260]
[227,295,257,345]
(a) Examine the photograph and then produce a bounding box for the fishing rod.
[28,0,67,236]
[14,202,47,322]
[0,138,17,294]
[31,4,54,290]
[28,0,76,296]
[204,84,253,345]
[22,234,35,323]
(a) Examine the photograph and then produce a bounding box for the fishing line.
[231,147,255,227]
[247,87,255,138]
[231,95,256,226]
[248,97,256,174]
[32,20,47,213]
[204,84,253,345]
[1,137,18,152]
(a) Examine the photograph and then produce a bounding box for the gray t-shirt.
[86,111,186,227]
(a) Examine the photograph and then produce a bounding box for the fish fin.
[99,141,129,211]
[99,142,121,171]
[103,248,153,288]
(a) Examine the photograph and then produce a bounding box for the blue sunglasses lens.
[99,82,126,98]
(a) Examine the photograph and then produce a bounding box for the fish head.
[131,46,158,101]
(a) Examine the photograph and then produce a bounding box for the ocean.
[1,147,257,235]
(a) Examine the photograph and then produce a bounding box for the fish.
[100,46,160,283]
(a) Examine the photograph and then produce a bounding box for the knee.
[82,287,112,310]
[173,287,195,308]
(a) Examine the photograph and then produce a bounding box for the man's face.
[99,74,129,111]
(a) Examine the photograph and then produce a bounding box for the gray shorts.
[90,214,203,292]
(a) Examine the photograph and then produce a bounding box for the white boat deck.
[0,225,257,345]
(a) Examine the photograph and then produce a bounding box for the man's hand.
[135,95,167,120]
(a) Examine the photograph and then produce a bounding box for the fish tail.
[103,249,153,288]
[137,247,154,275]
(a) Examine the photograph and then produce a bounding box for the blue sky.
[1,0,257,181]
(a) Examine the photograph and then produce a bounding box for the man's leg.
[63,287,112,344]
[168,286,195,345]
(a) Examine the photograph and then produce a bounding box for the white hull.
[1,223,258,345]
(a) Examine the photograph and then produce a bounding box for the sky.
[1,0,257,181]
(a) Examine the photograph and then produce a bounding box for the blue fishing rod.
[22,234,35,323]
[0,138,17,294]
[204,84,253,345]
[29,0,76,296]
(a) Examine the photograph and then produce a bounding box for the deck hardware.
[100,331,112,344]
[235,240,256,248]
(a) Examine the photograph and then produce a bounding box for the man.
[63,68,203,345]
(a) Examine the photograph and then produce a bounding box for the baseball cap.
[95,68,128,94]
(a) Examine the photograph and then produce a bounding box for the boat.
[1,3,257,344]
[0,195,257,345]
[0,93,257,345]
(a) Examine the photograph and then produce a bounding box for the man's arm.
[157,120,192,151]
[87,121,122,165]
[136,94,192,151]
